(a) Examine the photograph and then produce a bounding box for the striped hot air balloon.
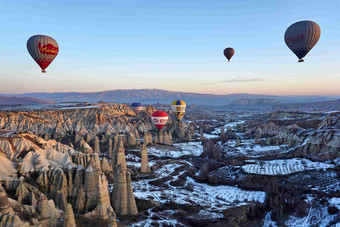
[284,21,321,62]
[151,111,168,130]
[131,103,143,114]
[223,48,235,62]
[171,100,186,120]
[27,35,59,73]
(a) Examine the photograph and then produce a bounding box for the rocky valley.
[0,103,339,226]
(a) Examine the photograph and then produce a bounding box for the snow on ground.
[329,197,340,210]
[130,210,184,227]
[285,196,339,227]
[263,212,278,227]
[133,162,266,212]
[173,142,203,156]
[147,142,203,158]
[202,133,219,139]
[242,158,334,176]
[212,121,245,134]
[222,139,289,158]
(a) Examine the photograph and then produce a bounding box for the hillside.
[0,96,55,105]
[2,89,338,106]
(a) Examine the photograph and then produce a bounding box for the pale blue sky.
[0,0,339,95]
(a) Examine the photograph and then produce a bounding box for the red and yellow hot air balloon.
[223,47,234,62]
[284,21,321,62]
[151,111,168,130]
[27,35,59,73]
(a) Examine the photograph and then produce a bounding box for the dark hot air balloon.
[223,48,234,62]
[27,35,59,73]
[284,20,321,62]
[151,111,168,130]
[131,103,143,114]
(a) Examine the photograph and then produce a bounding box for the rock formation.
[86,174,111,219]
[140,145,150,173]
[107,206,117,227]
[63,203,76,227]
[159,131,164,143]
[94,136,100,154]
[108,137,113,159]
[84,158,101,212]
[143,132,152,145]
[112,139,127,173]
[111,165,138,215]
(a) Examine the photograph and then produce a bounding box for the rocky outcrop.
[140,145,150,173]
[84,159,101,212]
[159,131,164,143]
[107,137,113,159]
[94,136,100,154]
[0,213,29,227]
[107,206,117,227]
[0,104,137,140]
[112,139,127,173]
[143,132,152,145]
[127,132,136,146]
[0,192,13,216]
[86,174,110,219]
[111,165,138,215]
[63,203,76,227]
[37,194,59,220]
[80,138,93,154]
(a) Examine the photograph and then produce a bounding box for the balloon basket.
[298,59,304,63]
[41,70,46,73]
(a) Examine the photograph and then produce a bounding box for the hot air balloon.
[223,48,234,62]
[284,20,321,62]
[131,103,143,114]
[27,35,59,73]
[171,100,186,120]
[151,111,168,130]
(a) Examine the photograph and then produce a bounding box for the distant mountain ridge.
[0,96,55,105]
[1,89,339,106]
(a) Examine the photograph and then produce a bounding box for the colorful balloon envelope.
[171,100,186,120]
[27,35,59,73]
[151,111,168,130]
[223,47,234,62]
[284,20,321,62]
[131,102,143,114]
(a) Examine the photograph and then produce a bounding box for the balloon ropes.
[27,35,59,73]
[284,21,321,62]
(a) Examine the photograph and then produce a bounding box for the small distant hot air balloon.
[284,20,321,62]
[171,100,186,121]
[223,48,234,62]
[131,103,143,114]
[27,35,59,73]
[151,111,168,130]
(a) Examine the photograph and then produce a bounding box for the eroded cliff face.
[0,131,121,225]
[0,104,197,226]
[245,111,340,160]
[0,104,150,138]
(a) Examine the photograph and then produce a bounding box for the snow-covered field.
[212,121,245,134]
[147,142,203,158]
[242,158,334,176]
[133,172,266,212]
[285,196,339,227]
